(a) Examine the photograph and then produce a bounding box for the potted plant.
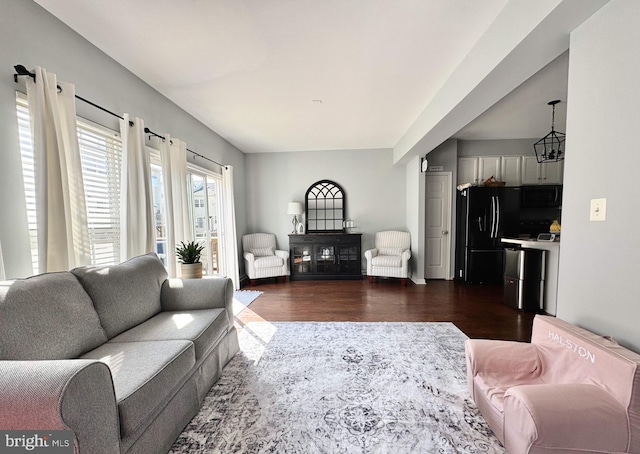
[175,240,205,279]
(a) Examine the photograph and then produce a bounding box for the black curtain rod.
[14,65,133,126]
[13,64,227,169]
[142,127,227,169]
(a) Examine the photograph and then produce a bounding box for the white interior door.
[426,172,452,280]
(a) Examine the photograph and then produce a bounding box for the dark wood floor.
[236,278,536,342]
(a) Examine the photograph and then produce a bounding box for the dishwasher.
[503,247,545,311]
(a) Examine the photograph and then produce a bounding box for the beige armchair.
[364,230,411,285]
[242,233,289,285]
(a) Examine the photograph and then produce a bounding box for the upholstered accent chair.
[242,233,290,285]
[364,230,411,285]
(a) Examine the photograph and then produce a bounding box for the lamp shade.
[287,202,303,215]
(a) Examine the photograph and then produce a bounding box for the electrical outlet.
[590,198,606,221]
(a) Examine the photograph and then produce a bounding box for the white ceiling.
[33,0,570,154]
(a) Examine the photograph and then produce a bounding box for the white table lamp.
[287,202,303,234]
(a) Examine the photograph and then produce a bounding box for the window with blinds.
[16,95,38,273]
[78,120,122,266]
[16,93,123,272]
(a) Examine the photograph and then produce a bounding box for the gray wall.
[245,148,406,270]
[557,0,640,351]
[457,138,537,157]
[0,0,247,278]
[405,155,425,283]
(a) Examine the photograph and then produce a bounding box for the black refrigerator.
[455,186,520,284]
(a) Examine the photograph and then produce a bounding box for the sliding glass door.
[189,170,224,276]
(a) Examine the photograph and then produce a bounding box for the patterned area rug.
[170,322,505,454]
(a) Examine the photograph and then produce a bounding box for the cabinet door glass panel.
[292,245,312,274]
[337,245,359,273]
[315,245,335,273]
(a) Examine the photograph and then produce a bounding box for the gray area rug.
[170,322,505,454]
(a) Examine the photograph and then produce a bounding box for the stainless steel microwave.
[521,185,562,208]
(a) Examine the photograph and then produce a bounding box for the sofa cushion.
[503,383,629,454]
[0,272,107,359]
[82,340,195,438]
[474,373,545,413]
[250,247,274,257]
[371,255,402,268]
[71,253,168,338]
[378,247,405,256]
[254,255,285,269]
[109,309,228,360]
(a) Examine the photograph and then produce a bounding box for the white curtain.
[119,114,155,261]
[222,165,240,289]
[159,134,191,277]
[26,67,91,272]
[0,240,6,280]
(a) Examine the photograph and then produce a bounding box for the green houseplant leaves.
[175,240,205,264]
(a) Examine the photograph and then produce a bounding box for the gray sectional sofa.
[0,253,240,453]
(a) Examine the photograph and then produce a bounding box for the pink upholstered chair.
[465,315,640,454]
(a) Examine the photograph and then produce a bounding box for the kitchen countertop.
[501,237,560,248]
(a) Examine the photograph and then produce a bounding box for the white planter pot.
[181,263,203,279]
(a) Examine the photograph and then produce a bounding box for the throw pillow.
[379,247,405,256]
[251,247,274,257]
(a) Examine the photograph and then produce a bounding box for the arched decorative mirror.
[305,180,345,233]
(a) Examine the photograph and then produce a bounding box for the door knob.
[442,230,449,235]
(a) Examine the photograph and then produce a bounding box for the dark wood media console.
[289,233,362,280]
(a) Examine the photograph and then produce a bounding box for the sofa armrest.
[161,277,234,325]
[465,339,541,377]
[401,249,411,260]
[0,359,120,453]
[503,383,629,454]
[465,339,541,396]
[275,249,289,260]
[364,248,378,260]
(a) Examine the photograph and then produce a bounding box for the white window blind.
[78,120,122,266]
[16,93,123,272]
[16,95,38,273]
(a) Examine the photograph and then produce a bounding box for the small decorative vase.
[181,262,203,279]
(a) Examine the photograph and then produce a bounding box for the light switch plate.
[590,197,607,221]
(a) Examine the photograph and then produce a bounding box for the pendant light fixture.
[534,100,565,163]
